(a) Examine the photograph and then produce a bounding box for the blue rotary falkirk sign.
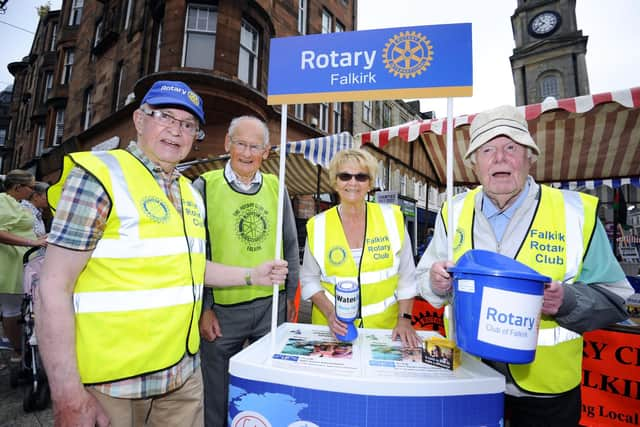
[267,23,472,105]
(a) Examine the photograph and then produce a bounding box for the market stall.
[356,87,640,427]
[228,323,504,427]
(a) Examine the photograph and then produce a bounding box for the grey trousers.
[200,294,286,427]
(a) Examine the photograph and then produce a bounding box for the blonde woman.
[0,170,47,363]
[300,148,420,347]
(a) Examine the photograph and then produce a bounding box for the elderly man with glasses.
[193,116,300,427]
[36,82,288,427]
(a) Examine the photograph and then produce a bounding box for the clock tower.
[510,0,590,105]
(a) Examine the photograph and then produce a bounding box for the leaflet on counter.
[270,324,455,377]
[271,325,360,375]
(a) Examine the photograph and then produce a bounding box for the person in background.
[417,104,633,427]
[300,148,420,348]
[35,81,287,427]
[20,181,49,239]
[194,115,299,427]
[0,170,47,366]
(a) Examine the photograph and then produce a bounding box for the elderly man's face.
[133,107,198,172]
[224,118,269,181]
[472,136,532,208]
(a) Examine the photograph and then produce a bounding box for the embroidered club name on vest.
[183,200,203,227]
[528,228,566,266]
[366,235,391,259]
[234,202,270,252]
[141,196,170,223]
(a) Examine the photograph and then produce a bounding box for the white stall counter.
[227,323,505,427]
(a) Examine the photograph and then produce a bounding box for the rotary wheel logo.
[383,31,434,79]
[328,246,347,266]
[141,196,170,223]
[235,203,269,245]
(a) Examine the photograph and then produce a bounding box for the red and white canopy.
[356,87,640,188]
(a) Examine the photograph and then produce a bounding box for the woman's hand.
[392,318,422,348]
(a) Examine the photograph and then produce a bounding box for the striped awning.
[355,87,640,188]
[179,132,353,195]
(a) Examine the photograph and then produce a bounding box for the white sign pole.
[445,97,455,344]
[270,104,288,357]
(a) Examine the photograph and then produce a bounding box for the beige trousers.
[88,369,204,427]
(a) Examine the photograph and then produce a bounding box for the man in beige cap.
[417,105,633,426]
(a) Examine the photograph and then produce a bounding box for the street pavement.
[0,324,53,427]
[0,299,312,426]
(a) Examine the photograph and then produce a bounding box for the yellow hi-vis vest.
[48,150,206,384]
[443,184,597,394]
[201,169,283,305]
[306,202,405,329]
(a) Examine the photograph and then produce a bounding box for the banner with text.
[267,23,472,105]
[581,329,640,426]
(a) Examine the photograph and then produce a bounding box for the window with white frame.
[363,100,372,123]
[294,104,304,120]
[50,23,57,51]
[297,0,307,35]
[238,19,259,88]
[0,129,6,147]
[154,22,163,72]
[44,72,53,101]
[321,10,332,33]
[83,87,93,130]
[123,0,133,30]
[69,0,83,26]
[332,102,341,133]
[184,4,217,69]
[53,110,65,146]
[319,102,329,131]
[61,49,74,84]
[335,20,344,32]
[36,125,45,156]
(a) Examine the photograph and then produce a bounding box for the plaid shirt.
[48,142,199,398]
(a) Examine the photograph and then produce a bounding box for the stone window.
[184,4,217,69]
[238,19,259,88]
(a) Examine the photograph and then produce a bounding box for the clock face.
[529,11,561,37]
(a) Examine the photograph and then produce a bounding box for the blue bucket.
[449,250,551,364]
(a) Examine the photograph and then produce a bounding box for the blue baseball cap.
[141,80,205,125]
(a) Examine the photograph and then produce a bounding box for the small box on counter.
[422,337,460,370]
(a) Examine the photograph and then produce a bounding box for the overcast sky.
[1,0,638,118]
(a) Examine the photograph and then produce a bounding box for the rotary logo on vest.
[299,30,434,87]
[234,203,269,252]
[141,196,170,223]
[328,246,347,266]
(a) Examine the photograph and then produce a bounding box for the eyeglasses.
[337,172,370,182]
[230,138,266,154]
[140,107,205,140]
[476,142,524,160]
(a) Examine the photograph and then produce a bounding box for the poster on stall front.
[581,329,640,426]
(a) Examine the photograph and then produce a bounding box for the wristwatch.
[399,312,412,320]
[244,269,252,286]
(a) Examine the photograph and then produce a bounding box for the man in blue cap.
[36,80,289,427]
